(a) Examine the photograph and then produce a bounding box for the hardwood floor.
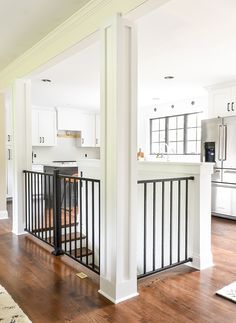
[0,206,235,322]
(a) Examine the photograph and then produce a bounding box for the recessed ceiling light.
[152,97,160,101]
[164,76,174,80]
[41,79,52,83]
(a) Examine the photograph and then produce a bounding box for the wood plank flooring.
[0,205,236,322]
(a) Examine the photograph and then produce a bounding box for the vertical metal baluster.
[37,173,40,238]
[48,175,51,244]
[92,181,95,269]
[79,179,83,262]
[28,172,30,232]
[185,180,188,260]
[162,182,165,268]
[42,174,49,242]
[152,182,156,271]
[74,177,77,259]
[31,173,33,234]
[170,181,173,265]
[64,178,67,253]
[41,174,44,240]
[85,181,89,265]
[98,181,101,274]
[143,183,147,275]
[178,180,181,262]
[25,172,27,231]
[69,178,72,256]
[34,173,37,234]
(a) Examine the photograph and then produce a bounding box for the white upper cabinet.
[32,108,57,146]
[57,108,83,131]
[208,83,236,118]
[95,114,100,147]
[5,100,13,146]
[80,114,96,147]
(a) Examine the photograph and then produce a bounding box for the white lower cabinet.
[6,147,13,198]
[212,184,236,217]
[32,108,57,146]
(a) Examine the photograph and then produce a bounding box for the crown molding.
[0,0,147,90]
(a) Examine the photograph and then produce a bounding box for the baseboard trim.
[98,290,139,304]
[0,210,8,220]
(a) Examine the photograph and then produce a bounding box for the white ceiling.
[31,41,100,110]
[0,0,91,70]
[31,0,236,110]
[137,0,236,106]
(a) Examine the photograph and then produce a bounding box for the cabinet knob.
[227,103,231,111]
[39,137,41,143]
[96,138,98,145]
[8,135,10,142]
[232,102,235,112]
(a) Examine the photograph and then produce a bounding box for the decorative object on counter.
[137,148,144,160]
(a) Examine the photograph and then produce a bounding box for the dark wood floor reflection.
[0,204,236,322]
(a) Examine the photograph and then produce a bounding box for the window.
[150,112,202,155]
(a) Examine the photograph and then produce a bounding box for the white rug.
[216,281,236,303]
[0,285,31,322]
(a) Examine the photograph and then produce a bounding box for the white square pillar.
[12,79,32,235]
[99,14,138,303]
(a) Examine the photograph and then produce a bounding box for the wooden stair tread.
[70,247,93,258]
[32,222,79,233]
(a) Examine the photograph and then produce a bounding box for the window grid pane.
[150,112,202,155]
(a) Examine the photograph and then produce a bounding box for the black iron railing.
[23,170,100,274]
[137,176,194,279]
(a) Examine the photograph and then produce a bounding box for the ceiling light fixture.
[164,76,174,80]
[41,79,52,83]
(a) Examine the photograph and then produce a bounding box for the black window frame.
[150,111,202,156]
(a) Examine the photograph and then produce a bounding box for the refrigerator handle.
[223,125,227,161]
[218,125,222,161]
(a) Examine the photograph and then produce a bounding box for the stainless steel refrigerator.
[201,116,236,219]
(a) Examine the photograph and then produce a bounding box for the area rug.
[216,281,236,303]
[0,285,31,322]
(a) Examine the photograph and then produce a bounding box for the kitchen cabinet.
[212,183,236,218]
[95,114,100,147]
[79,114,96,147]
[6,147,13,199]
[57,108,83,131]
[32,108,57,146]
[208,83,236,118]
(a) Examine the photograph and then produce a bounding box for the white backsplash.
[32,137,100,164]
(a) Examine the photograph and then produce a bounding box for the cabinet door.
[6,148,13,198]
[80,114,96,147]
[38,110,56,146]
[57,108,83,131]
[212,184,231,215]
[209,87,232,118]
[95,114,100,147]
[32,110,39,146]
[229,86,236,116]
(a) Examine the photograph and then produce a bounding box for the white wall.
[138,95,208,159]
[32,137,100,164]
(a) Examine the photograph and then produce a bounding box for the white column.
[0,93,7,219]
[12,79,32,235]
[99,14,138,304]
[189,163,214,270]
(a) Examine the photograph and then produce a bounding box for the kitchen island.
[78,159,214,272]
